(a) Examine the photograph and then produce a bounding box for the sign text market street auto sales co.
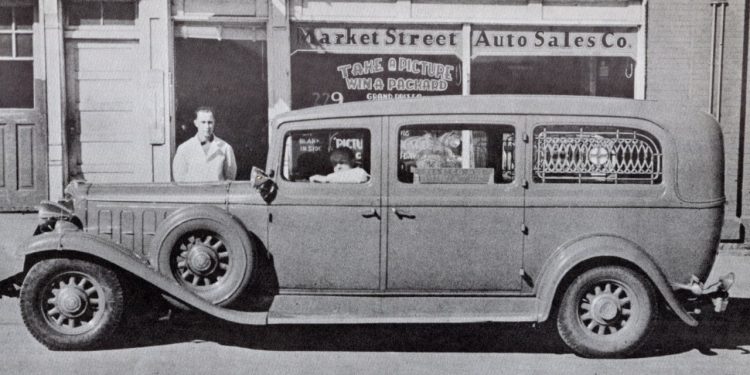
[293,25,636,56]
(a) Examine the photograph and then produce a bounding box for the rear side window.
[533,126,662,184]
[398,124,515,184]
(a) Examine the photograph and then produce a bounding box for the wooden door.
[64,39,154,183]
[0,3,47,211]
[0,86,47,211]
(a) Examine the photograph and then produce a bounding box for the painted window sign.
[291,53,462,109]
[292,25,462,54]
[292,24,637,57]
[471,27,638,57]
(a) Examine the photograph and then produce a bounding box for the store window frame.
[65,0,138,28]
[0,4,34,109]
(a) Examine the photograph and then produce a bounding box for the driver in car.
[309,147,370,184]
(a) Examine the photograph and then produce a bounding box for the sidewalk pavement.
[0,213,39,281]
[1,212,750,298]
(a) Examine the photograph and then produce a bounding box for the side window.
[533,126,662,184]
[0,5,33,108]
[282,128,371,184]
[398,125,515,184]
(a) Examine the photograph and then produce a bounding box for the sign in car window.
[283,129,371,182]
[291,53,463,109]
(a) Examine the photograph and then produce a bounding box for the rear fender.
[21,231,267,325]
[535,235,698,327]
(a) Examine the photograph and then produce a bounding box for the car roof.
[272,95,699,129]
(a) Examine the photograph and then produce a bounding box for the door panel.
[386,116,525,292]
[65,40,153,183]
[0,99,47,210]
[268,118,383,290]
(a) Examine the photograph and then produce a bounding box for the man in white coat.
[172,107,237,182]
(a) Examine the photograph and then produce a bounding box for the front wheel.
[20,258,124,350]
[557,266,658,358]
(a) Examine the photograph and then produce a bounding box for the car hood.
[66,180,266,206]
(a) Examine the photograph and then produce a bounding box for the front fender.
[21,231,267,325]
[535,234,698,327]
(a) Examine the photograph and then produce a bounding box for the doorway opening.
[174,38,268,180]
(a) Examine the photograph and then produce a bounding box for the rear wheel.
[20,258,124,350]
[557,266,657,358]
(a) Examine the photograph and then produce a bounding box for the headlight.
[37,200,74,221]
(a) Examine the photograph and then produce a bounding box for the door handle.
[392,208,416,220]
[360,208,380,219]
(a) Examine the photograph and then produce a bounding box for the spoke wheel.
[42,271,106,335]
[557,265,657,358]
[578,281,633,336]
[20,259,124,350]
[152,208,254,307]
[171,231,230,290]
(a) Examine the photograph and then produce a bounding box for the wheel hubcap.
[174,233,229,288]
[187,244,218,275]
[42,272,104,334]
[592,296,619,322]
[56,288,88,318]
[579,282,632,335]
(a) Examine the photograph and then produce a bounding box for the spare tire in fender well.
[150,205,255,307]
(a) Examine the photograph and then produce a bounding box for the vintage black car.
[0,95,734,358]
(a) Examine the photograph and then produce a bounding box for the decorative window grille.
[533,126,662,184]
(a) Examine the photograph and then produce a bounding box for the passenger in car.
[294,151,331,181]
[309,147,370,183]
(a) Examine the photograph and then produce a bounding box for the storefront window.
[471,56,634,98]
[291,53,462,109]
[290,24,464,109]
[67,0,136,26]
[0,6,34,108]
[470,26,638,98]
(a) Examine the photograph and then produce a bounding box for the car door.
[268,117,383,291]
[386,115,525,292]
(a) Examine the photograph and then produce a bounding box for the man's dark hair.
[195,106,215,119]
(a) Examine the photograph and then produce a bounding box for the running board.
[267,295,539,324]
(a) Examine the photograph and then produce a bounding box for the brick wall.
[647,0,747,241]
